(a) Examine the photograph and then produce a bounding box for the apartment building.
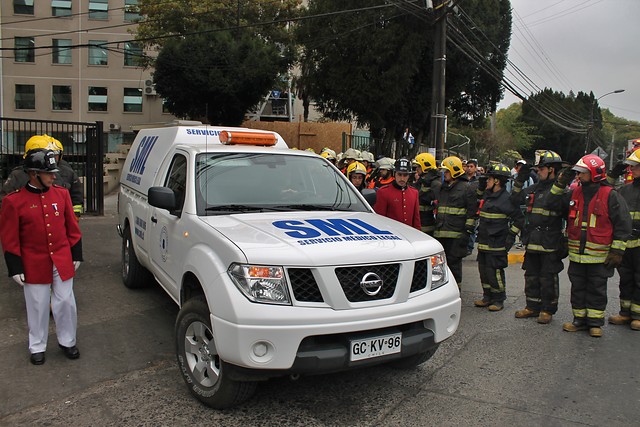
[0,0,176,151]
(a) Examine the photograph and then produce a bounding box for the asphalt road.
[1,194,638,426]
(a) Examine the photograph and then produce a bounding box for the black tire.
[176,296,257,409]
[121,225,153,289]
[388,344,439,370]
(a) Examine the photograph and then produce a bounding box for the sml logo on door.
[126,135,158,185]
[272,218,402,246]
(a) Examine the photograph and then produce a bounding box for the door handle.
[151,216,157,223]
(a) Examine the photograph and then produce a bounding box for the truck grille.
[335,263,400,302]
[410,259,429,292]
[288,268,324,302]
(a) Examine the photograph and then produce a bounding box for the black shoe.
[59,344,80,359]
[30,352,45,365]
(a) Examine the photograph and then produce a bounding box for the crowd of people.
[321,146,639,338]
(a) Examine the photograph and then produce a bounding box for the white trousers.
[23,266,77,353]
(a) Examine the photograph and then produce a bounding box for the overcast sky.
[497,0,640,124]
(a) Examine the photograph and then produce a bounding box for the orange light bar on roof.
[219,131,277,146]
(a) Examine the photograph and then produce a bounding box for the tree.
[520,89,592,163]
[154,30,289,125]
[135,0,301,124]
[295,0,512,156]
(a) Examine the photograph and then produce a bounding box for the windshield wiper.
[205,204,289,213]
[272,204,352,211]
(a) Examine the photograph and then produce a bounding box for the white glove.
[74,261,81,271]
[12,274,25,286]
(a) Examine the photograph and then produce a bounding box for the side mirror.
[362,188,377,207]
[148,187,177,212]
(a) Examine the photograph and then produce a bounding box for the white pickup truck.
[117,124,460,408]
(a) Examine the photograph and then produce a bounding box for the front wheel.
[175,296,257,409]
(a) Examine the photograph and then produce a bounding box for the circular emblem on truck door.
[360,272,383,296]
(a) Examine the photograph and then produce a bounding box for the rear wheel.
[176,296,257,409]
[121,225,153,288]
[388,345,439,369]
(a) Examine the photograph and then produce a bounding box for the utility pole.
[429,0,447,160]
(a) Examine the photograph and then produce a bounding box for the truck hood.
[198,211,443,266]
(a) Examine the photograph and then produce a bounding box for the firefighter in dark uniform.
[0,135,84,216]
[473,164,524,311]
[414,152,441,236]
[374,158,421,230]
[347,161,367,193]
[607,149,640,330]
[562,154,631,338]
[0,149,83,365]
[511,151,567,324]
[434,156,477,284]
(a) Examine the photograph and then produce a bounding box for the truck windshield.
[195,153,369,215]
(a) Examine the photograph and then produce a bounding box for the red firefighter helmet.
[572,154,606,182]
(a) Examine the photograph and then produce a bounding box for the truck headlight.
[430,252,448,290]
[228,264,291,305]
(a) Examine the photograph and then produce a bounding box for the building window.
[88,40,108,65]
[88,0,108,19]
[51,0,72,16]
[14,0,34,14]
[15,37,35,63]
[124,0,140,22]
[15,84,35,110]
[52,39,72,64]
[88,86,108,111]
[124,42,142,67]
[123,88,142,112]
[162,99,171,114]
[52,85,72,111]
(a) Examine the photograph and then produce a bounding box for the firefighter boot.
[589,327,603,338]
[488,301,504,312]
[562,321,588,332]
[537,311,553,324]
[608,314,632,325]
[474,298,490,308]
[630,320,640,331]
[515,307,539,318]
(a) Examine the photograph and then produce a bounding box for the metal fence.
[0,117,105,215]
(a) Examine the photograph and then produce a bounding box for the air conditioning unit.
[144,79,157,96]
[108,123,121,132]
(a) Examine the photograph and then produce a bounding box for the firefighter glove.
[556,167,575,188]
[609,162,627,180]
[12,274,25,286]
[604,252,623,268]
[516,164,531,183]
[478,176,488,192]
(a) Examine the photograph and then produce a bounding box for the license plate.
[350,333,402,362]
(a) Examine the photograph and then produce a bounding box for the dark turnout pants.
[477,251,508,303]
[522,252,563,314]
[616,247,640,320]
[567,262,610,327]
[439,237,465,285]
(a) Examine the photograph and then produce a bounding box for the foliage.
[495,102,539,154]
[520,88,593,163]
[153,30,289,125]
[135,0,301,124]
[295,0,512,157]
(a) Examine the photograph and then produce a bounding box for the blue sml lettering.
[129,135,158,175]
[273,218,394,239]
[306,219,369,236]
[272,220,321,239]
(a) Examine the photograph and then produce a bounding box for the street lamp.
[586,89,625,154]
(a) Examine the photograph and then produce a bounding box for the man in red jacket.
[0,149,83,365]
[374,158,421,230]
